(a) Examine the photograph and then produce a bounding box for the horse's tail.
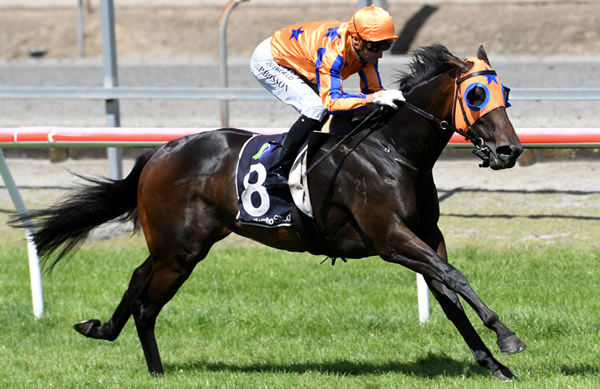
[10,150,155,271]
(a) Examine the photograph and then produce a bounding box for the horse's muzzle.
[489,143,523,170]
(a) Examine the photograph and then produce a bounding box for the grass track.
[1,245,599,388]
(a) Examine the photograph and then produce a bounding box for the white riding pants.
[250,38,327,121]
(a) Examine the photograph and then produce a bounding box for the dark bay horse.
[13,45,525,380]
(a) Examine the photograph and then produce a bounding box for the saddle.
[235,109,380,255]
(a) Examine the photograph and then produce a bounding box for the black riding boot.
[264,115,323,188]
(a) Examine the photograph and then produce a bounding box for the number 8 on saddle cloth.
[236,133,297,228]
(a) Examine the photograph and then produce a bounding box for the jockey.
[250,5,405,188]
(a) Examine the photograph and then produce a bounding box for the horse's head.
[446,46,522,169]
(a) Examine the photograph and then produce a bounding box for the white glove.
[372,90,405,109]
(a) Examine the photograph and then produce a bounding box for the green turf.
[0,245,599,388]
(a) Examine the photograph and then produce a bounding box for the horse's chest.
[351,176,370,205]
[376,176,439,230]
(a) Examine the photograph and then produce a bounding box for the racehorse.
[12,44,526,380]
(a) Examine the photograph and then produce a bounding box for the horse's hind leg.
[74,255,153,341]
[73,250,184,376]
[130,239,225,375]
[131,254,204,375]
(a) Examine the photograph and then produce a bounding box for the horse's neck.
[382,73,455,170]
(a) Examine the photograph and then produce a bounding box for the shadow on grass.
[166,352,489,378]
[559,364,600,376]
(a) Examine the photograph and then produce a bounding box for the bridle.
[402,95,493,168]
[305,58,508,174]
[402,64,505,168]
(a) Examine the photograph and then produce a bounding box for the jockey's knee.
[301,107,328,125]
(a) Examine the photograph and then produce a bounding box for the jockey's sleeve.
[317,50,384,112]
[358,62,384,96]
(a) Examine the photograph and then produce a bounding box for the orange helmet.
[348,5,398,42]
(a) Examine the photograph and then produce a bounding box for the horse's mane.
[397,44,457,93]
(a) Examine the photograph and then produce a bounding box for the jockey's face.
[351,35,383,65]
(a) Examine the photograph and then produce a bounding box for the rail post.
[416,274,429,324]
[0,149,43,319]
[219,0,249,128]
[100,0,123,180]
[358,0,389,9]
[77,0,85,58]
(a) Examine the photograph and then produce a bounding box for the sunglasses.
[352,16,393,53]
[364,39,393,52]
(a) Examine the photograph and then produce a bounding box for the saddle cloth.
[235,133,313,228]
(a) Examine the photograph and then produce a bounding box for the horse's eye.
[465,84,489,111]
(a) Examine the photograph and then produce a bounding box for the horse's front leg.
[421,227,522,380]
[374,222,523,377]
[423,227,526,355]
[382,223,519,342]
[426,277,518,381]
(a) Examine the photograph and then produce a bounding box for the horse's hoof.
[497,334,526,354]
[73,319,101,337]
[492,367,519,382]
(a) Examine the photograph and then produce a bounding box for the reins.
[303,106,389,176]
[304,68,497,175]
[404,97,493,168]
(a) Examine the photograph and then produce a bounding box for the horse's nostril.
[496,145,520,159]
[513,144,523,158]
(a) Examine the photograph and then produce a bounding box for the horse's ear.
[445,54,472,74]
[476,45,491,65]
